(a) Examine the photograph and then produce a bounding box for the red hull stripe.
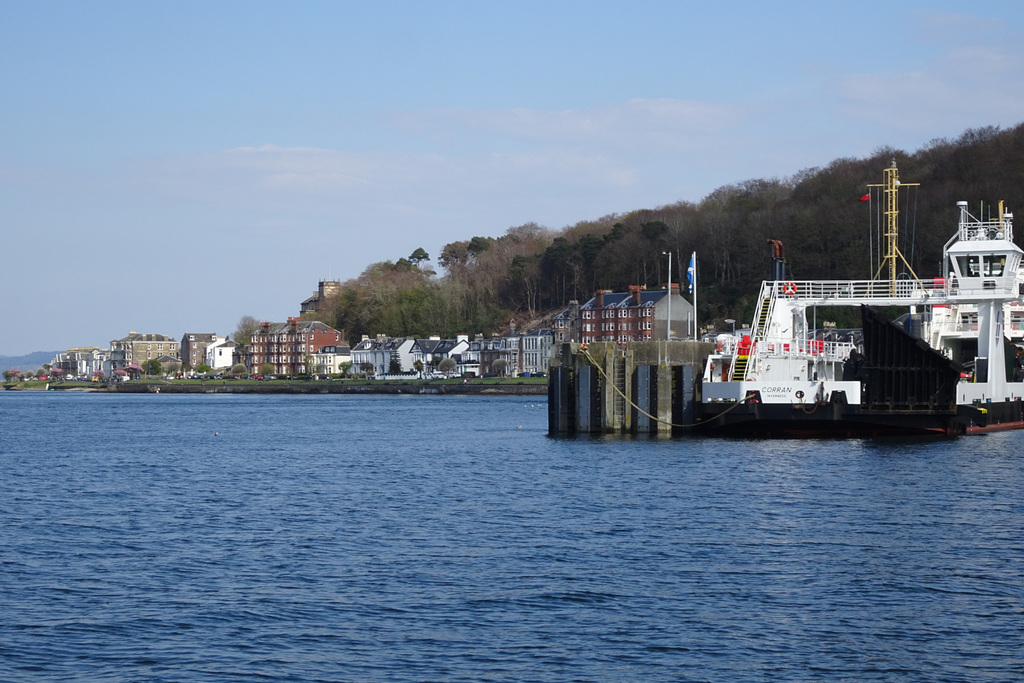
[965,420,1024,434]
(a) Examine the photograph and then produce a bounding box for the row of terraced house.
[50,323,554,379]
[51,282,693,378]
[51,332,242,378]
[349,329,556,378]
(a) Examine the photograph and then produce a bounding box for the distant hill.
[316,122,1024,342]
[0,352,60,372]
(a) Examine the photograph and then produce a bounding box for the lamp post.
[663,251,672,341]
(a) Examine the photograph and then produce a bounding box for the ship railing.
[754,337,857,362]
[744,282,777,347]
[711,335,856,363]
[713,335,740,355]
[927,313,1024,337]
[929,318,977,337]
[959,218,1014,243]
[772,279,947,302]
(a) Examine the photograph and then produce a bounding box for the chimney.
[595,290,605,308]
[629,285,643,306]
[669,283,680,295]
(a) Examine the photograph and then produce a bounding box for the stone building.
[180,333,224,370]
[110,332,179,372]
[300,280,342,315]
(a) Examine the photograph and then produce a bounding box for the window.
[984,255,1006,276]
[956,255,979,277]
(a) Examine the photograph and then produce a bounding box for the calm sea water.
[1,392,1022,682]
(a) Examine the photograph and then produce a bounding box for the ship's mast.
[869,158,920,294]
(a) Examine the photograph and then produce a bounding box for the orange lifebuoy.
[783,281,797,295]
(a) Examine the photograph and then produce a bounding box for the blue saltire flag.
[687,252,695,294]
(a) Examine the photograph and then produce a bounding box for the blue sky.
[3,1,1024,355]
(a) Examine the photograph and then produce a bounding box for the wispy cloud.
[396,98,750,154]
[129,97,752,221]
[834,13,1024,132]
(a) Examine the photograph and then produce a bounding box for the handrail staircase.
[730,282,776,381]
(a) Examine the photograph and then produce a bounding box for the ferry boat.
[698,161,1024,437]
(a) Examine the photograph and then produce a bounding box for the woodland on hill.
[313,122,1024,345]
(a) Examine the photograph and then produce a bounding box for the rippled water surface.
[1,392,1022,681]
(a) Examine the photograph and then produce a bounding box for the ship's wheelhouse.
[947,244,1020,292]
[945,202,1022,294]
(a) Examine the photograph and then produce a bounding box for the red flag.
[859,193,870,201]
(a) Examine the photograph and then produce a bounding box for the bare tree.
[234,315,261,344]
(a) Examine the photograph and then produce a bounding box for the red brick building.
[245,318,345,375]
[578,284,693,344]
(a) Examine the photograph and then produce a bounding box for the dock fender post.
[548,365,576,435]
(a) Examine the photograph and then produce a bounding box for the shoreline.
[4,380,547,396]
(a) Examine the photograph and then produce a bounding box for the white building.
[310,345,352,376]
[410,336,470,374]
[521,328,555,375]
[51,347,112,378]
[205,339,239,371]
[350,336,416,375]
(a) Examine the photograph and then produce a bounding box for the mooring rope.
[579,348,753,429]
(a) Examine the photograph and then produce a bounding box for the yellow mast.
[868,158,919,294]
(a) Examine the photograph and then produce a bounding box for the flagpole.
[688,252,698,341]
[694,252,698,341]
[663,251,672,341]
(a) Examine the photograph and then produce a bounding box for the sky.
[3,1,1024,356]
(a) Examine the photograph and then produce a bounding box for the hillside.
[0,352,61,373]
[311,123,1024,343]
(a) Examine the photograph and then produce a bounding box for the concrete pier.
[547,341,712,435]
